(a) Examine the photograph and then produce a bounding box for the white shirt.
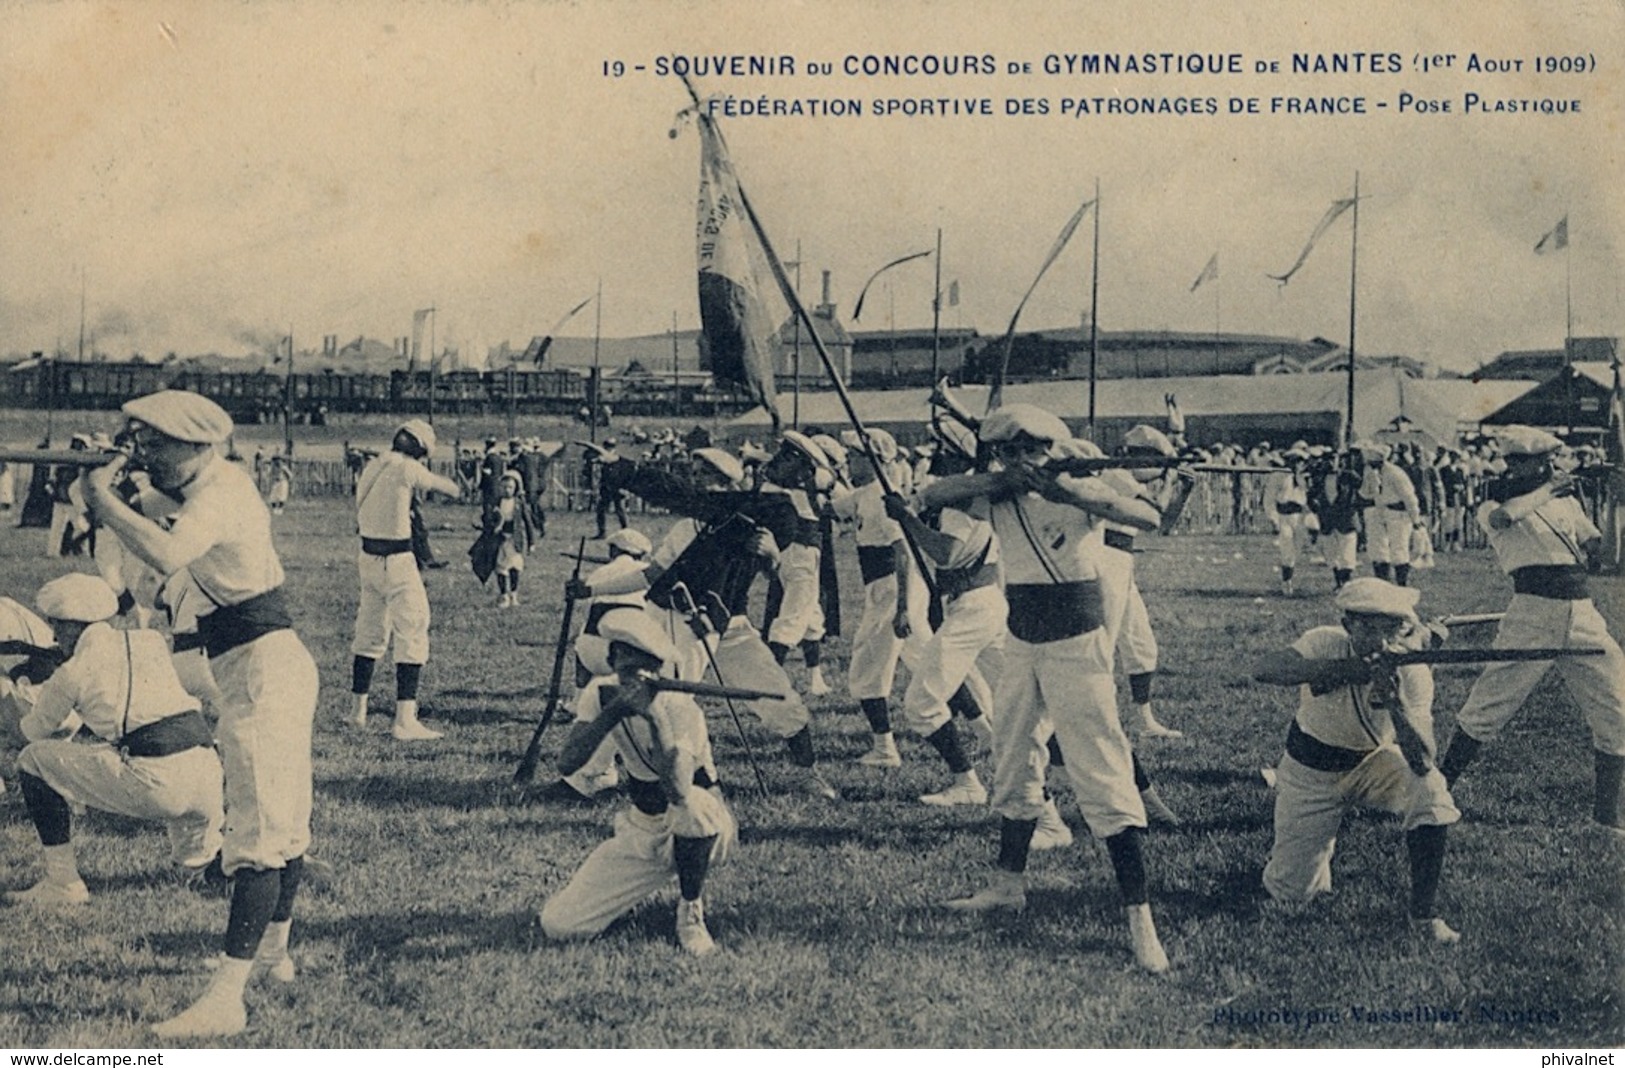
[23,622,200,743]
[356,451,455,540]
[575,676,715,786]
[987,488,1103,586]
[1478,493,1599,573]
[163,456,285,607]
[1289,626,1433,753]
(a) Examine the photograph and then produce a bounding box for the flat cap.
[1493,425,1563,457]
[780,430,830,470]
[1335,577,1420,622]
[980,403,1069,445]
[395,419,436,455]
[1354,440,1391,462]
[846,428,898,464]
[121,390,233,445]
[1051,437,1104,460]
[36,573,120,623]
[606,528,653,558]
[1123,425,1177,457]
[929,419,979,461]
[598,607,677,670]
[692,447,744,485]
[810,434,849,467]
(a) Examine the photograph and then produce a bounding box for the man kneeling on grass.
[539,609,736,956]
[9,573,224,905]
[1253,577,1461,943]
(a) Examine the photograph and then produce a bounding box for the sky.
[1,0,1621,375]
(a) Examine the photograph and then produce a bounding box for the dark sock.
[224,868,281,959]
[19,772,71,846]
[859,698,891,735]
[1438,732,1483,786]
[1373,562,1392,581]
[673,835,715,901]
[1406,824,1448,918]
[1281,566,1295,584]
[1046,733,1066,768]
[115,589,137,617]
[1129,672,1154,707]
[784,726,816,768]
[1333,568,1352,589]
[801,640,821,668]
[508,568,520,591]
[768,641,790,666]
[1594,750,1625,827]
[947,685,983,720]
[1105,827,1149,905]
[351,655,376,696]
[1394,563,1411,587]
[272,857,304,922]
[396,663,422,703]
[924,722,972,774]
[997,817,1038,874]
[497,573,509,594]
[1132,751,1151,792]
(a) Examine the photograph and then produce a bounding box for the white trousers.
[902,584,1004,736]
[19,740,224,867]
[990,631,1144,838]
[1263,748,1459,903]
[846,571,929,701]
[1274,513,1309,569]
[353,551,431,664]
[766,544,825,647]
[1099,546,1158,677]
[212,630,318,874]
[1456,594,1625,756]
[1366,509,1414,565]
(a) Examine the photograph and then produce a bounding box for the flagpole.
[283,330,295,458]
[792,240,802,429]
[591,277,602,445]
[1345,172,1360,448]
[1564,208,1574,433]
[1212,255,1221,375]
[931,227,943,385]
[427,306,436,425]
[1087,177,1101,434]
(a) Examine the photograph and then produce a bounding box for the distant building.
[1474,337,1619,382]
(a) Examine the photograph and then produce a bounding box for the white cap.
[1335,577,1421,622]
[1492,425,1563,457]
[1051,437,1104,460]
[929,419,979,460]
[780,430,830,470]
[36,573,120,623]
[395,419,436,454]
[606,528,653,558]
[810,434,849,467]
[1122,425,1177,457]
[692,447,744,485]
[980,403,1069,445]
[121,390,234,445]
[597,608,677,670]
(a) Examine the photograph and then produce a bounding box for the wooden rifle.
[513,536,589,784]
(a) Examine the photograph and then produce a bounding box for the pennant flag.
[1165,392,1186,435]
[1535,214,1569,254]
[852,249,932,322]
[408,307,433,372]
[532,296,594,366]
[1267,198,1356,285]
[987,195,1096,411]
[694,112,782,424]
[947,279,960,307]
[1190,252,1219,292]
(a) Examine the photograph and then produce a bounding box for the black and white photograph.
[0,0,1620,1053]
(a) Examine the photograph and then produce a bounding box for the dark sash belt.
[938,562,998,602]
[1275,502,1304,515]
[171,631,205,655]
[1006,581,1105,644]
[121,710,213,758]
[1285,721,1368,774]
[857,545,896,585]
[1103,529,1135,552]
[1512,565,1589,601]
[199,587,293,659]
[362,537,413,556]
[1384,502,1411,512]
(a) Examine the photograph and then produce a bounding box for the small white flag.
[1535,215,1569,254]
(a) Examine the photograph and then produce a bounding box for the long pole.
[1212,255,1221,375]
[1346,171,1360,447]
[283,331,295,457]
[77,268,86,362]
[427,307,437,425]
[931,228,943,385]
[1563,208,1574,433]
[672,309,680,403]
[591,277,602,444]
[1087,176,1101,434]
[792,240,802,429]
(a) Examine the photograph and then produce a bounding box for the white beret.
[930,419,979,460]
[122,390,234,445]
[848,428,898,464]
[692,447,744,485]
[780,430,830,469]
[810,434,848,466]
[499,469,522,486]
[737,442,772,465]
[396,419,436,454]
[981,403,1070,445]
[36,573,120,623]
[1123,425,1177,457]
[1051,437,1104,460]
[606,528,653,558]
[1354,440,1390,462]
[597,608,677,669]
[1493,425,1563,457]
[1334,577,1420,622]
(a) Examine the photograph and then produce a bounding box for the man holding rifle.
[1254,578,1462,943]
[1437,425,1625,834]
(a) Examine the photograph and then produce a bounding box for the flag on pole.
[532,296,594,366]
[987,195,1096,411]
[852,249,932,321]
[1267,198,1357,285]
[408,307,433,371]
[1190,253,1219,292]
[1165,392,1186,435]
[694,112,782,424]
[1535,215,1569,254]
[947,279,960,307]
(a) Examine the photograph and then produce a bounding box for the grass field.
[1,495,1620,1049]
